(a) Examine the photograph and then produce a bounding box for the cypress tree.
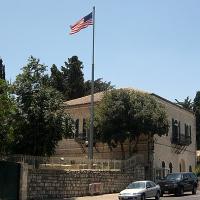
[0,58,5,80]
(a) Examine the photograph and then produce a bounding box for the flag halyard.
[70,12,93,35]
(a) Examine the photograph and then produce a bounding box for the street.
[74,191,200,200]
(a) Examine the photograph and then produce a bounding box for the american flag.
[70,12,93,35]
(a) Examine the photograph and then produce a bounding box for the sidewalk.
[69,193,118,200]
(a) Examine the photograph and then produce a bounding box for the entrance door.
[0,161,20,200]
[180,159,186,172]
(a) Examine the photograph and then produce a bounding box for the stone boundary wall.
[27,166,144,199]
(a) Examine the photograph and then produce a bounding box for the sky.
[1,0,200,102]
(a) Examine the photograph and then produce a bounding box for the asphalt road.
[74,191,200,200]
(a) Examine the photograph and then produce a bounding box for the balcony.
[171,134,191,146]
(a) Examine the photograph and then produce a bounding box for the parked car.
[118,180,161,200]
[157,172,198,196]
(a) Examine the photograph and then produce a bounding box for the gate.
[0,161,20,200]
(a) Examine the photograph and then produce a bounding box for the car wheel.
[155,191,160,200]
[192,185,197,195]
[178,186,184,196]
[141,193,146,200]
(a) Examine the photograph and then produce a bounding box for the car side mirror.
[146,185,151,189]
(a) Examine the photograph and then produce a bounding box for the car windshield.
[127,182,145,189]
[166,173,182,180]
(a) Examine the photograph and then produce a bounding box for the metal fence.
[0,154,144,171]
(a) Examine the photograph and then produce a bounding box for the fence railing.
[0,154,144,171]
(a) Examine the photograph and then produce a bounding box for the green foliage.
[95,89,131,144]
[175,96,193,111]
[49,56,114,100]
[0,58,5,80]
[94,89,169,158]
[195,165,200,177]
[194,91,200,150]
[0,80,16,154]
[12,56,73,156]
[84,78,114,95]
[49,56,85,100]
[63,56,85,100]
[50,64,64,93]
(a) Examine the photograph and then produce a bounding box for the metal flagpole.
[88,6,95,160]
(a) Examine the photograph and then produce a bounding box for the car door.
[149,181,158,197]
[145,181,153,198]
[183,173,191,191]
[188,173,195,191]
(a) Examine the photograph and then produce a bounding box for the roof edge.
[151,93,194,114]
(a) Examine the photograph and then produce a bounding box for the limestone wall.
[27,167,144,199]
[153,97,196,173]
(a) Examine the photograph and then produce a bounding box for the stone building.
[56,89,196,180]
[152,94,196,180]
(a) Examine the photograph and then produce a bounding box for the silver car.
[118,180,161,200]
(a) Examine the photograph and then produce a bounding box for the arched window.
[82,118,86,139]
[75,119,79,137]
[162,161,165,177]
[189,165,192,172]
[169,162,173,173]
[180,159,186,172]
[162,161,165,168]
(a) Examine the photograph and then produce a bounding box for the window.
[146,182,151,188]
[190,172,197,179]
[166,173,182,180]
[189,165,192,172]
[82,118,87,138]
[185,124,189,137]
[162,161,165,177]
[149,181,156,187]
[172,119,180,143]
[172,119,191,146]
[184,123,192,145]
[162,161,165,168]
[169,162,173,173]
[75,119,79,137]
[183,173,189,179]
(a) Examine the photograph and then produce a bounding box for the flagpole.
[89,6,95,160]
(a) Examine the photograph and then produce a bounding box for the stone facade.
[153,94,196,178]
[27,167,144,199]
[58,89,196,179]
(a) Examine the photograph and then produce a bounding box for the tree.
[84,78,114,95]
[0,80,16,154]
[0,58,5,80]
[49,64,64,94]
[94,89,169,159]
[12,56,73,156]
[175,96,193,111]
[49,56,115,100]
[194,91,200,150]
[61,56,85,100]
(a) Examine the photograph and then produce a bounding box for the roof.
[151,93,194,114]
[63,87,148,107]
[63,91,104,106]
[63,88,194,114]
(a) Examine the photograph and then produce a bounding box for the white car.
[118,180,161,200]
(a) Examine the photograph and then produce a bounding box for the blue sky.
[1,0,200,102]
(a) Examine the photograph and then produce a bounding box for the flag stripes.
[70,12,93,34]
